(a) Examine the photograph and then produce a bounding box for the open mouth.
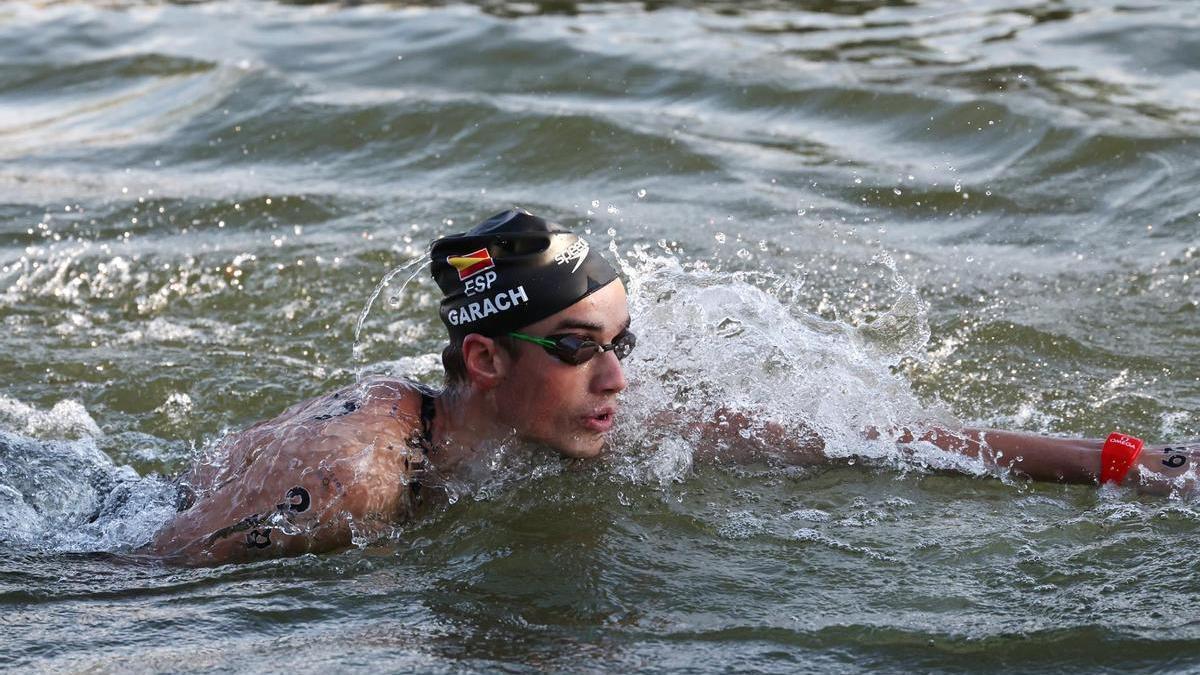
[583,408,617,432]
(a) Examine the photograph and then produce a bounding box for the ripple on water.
[2,0,1200,671]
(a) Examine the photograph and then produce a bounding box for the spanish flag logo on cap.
[447,247,495,281]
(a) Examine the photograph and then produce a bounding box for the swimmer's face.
[494,280,630,458]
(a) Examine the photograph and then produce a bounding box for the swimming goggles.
[508,330,636,365]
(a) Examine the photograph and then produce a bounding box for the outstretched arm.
[688,409,1198,496]
[904,427,1199,496]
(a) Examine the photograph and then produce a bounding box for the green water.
[1,1,1198,672]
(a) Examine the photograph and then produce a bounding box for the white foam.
[360,353,444,381]
[119,317,202,344]
[0,395,102,439]
[609,248,950,484]
[154,392,194,428]
[0,429,176,552]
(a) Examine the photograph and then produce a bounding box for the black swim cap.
[430,208,619,340]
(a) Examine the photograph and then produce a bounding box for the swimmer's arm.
[680,408,1197,496]
[149,441,415,566]
[691,411,1200,496]
[686,409,826,464]
[149,380,424,566]
[692,414,1103,476]
[900,427,1200,496]
[149,472,357,566]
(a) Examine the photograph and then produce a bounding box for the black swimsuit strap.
[417,387,437,450]
[408,385,439,500]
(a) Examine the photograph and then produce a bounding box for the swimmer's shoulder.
[268,376,423,427]
[339,376,433,429]
[154,378,438,565]
[184,377,431,489]
[263,376,436,485]
[252,377,434,457]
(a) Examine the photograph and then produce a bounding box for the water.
[2,0,1199,671]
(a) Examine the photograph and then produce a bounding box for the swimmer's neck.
[423,385,520,475]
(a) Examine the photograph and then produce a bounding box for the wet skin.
[148,281,633,566]
[486,280,630,459]
[148,379,429,565]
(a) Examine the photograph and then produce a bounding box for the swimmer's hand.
[895,427,1200,498]
[1128,440,1200,497]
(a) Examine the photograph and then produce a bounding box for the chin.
[553,435,607,459]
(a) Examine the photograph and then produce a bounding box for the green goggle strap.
[508,332,558,348]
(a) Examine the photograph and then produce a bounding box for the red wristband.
[1099,432,1145,485]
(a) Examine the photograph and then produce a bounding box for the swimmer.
[148,209,1200,566]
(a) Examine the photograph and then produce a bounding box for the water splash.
[0,428,176,553]
[0,394,102,440]
[424,437,566,507]
[608,245,949,485]
[352,254,430,363]
[857,251,932,362]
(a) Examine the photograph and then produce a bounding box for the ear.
[462,334,510,389]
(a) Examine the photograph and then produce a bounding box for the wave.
[0,426,176,553]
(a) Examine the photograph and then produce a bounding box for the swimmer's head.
[430,208,619,341]
[431,209,630,457]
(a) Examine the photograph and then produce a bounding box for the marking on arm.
[246,528,271,549]
[312,398,361,421]
[278,486,311,513]
[207,485,317,550]
[1162,446,1189,469]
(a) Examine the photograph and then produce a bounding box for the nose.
[590,349,627,395]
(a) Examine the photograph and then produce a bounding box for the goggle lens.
[509,330,636,366]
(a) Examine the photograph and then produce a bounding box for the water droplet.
[715,232,726,244]
[636,189,647,199]
[607,227,617,237]
[854,177,863,185]
[796,209,806,216]
[591,200,600,209]
[387,295,401,308]
[893,188,902,196]
[954,180,962,193]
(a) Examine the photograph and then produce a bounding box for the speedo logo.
[447,248,494,281]
[554,239,589,273]
[447,285,528,326]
